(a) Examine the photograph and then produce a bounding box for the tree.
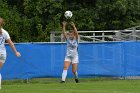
[1,0,140,42]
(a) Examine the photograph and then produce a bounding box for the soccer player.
[61,21,79,83]
[0,17,21,89]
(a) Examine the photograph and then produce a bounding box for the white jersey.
[0,28,10,54]
[66,35,78,57]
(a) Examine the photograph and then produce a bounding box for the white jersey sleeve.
[2,28,10,40]
[0,28,10,54]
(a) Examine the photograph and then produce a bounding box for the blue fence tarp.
[1,41,140,80]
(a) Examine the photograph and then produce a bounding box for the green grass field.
[0,78,140,93]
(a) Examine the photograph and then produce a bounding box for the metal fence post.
[50,32,55,42]
[93,32,95,42]
[115,31,121,41]
[102,31,105,41]
[132,28,136,40]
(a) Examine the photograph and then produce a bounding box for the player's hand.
[70,22,75,27]
[15,52,21,57]
[62,21,67,27]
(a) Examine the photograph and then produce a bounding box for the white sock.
[0,73,1,89]
[74,72,78,79]
[62,70,67,81]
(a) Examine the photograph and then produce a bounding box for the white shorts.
[0,53,6,63]
[65,55,79,64]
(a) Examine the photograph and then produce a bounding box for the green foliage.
[1,0,140,42]
[0,0,21,42]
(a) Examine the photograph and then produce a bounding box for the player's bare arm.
[6,39,21,57]
[70,22,78,39]
[62,21,67,40]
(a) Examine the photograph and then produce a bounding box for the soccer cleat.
[75,79,79,83]
[60,81,65,83]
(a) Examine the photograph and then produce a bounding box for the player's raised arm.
[70,22,78,40]
[62,21,67,40]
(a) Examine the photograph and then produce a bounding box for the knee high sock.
[62,70,67,81]
[74,72,78,79]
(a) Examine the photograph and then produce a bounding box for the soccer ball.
[64,11,73,19]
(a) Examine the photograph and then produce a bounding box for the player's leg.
[72,63,79,83]
[72,56,79,83]
[0,54,6,89]
[61,60,71,83]
[0,62,4,89]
